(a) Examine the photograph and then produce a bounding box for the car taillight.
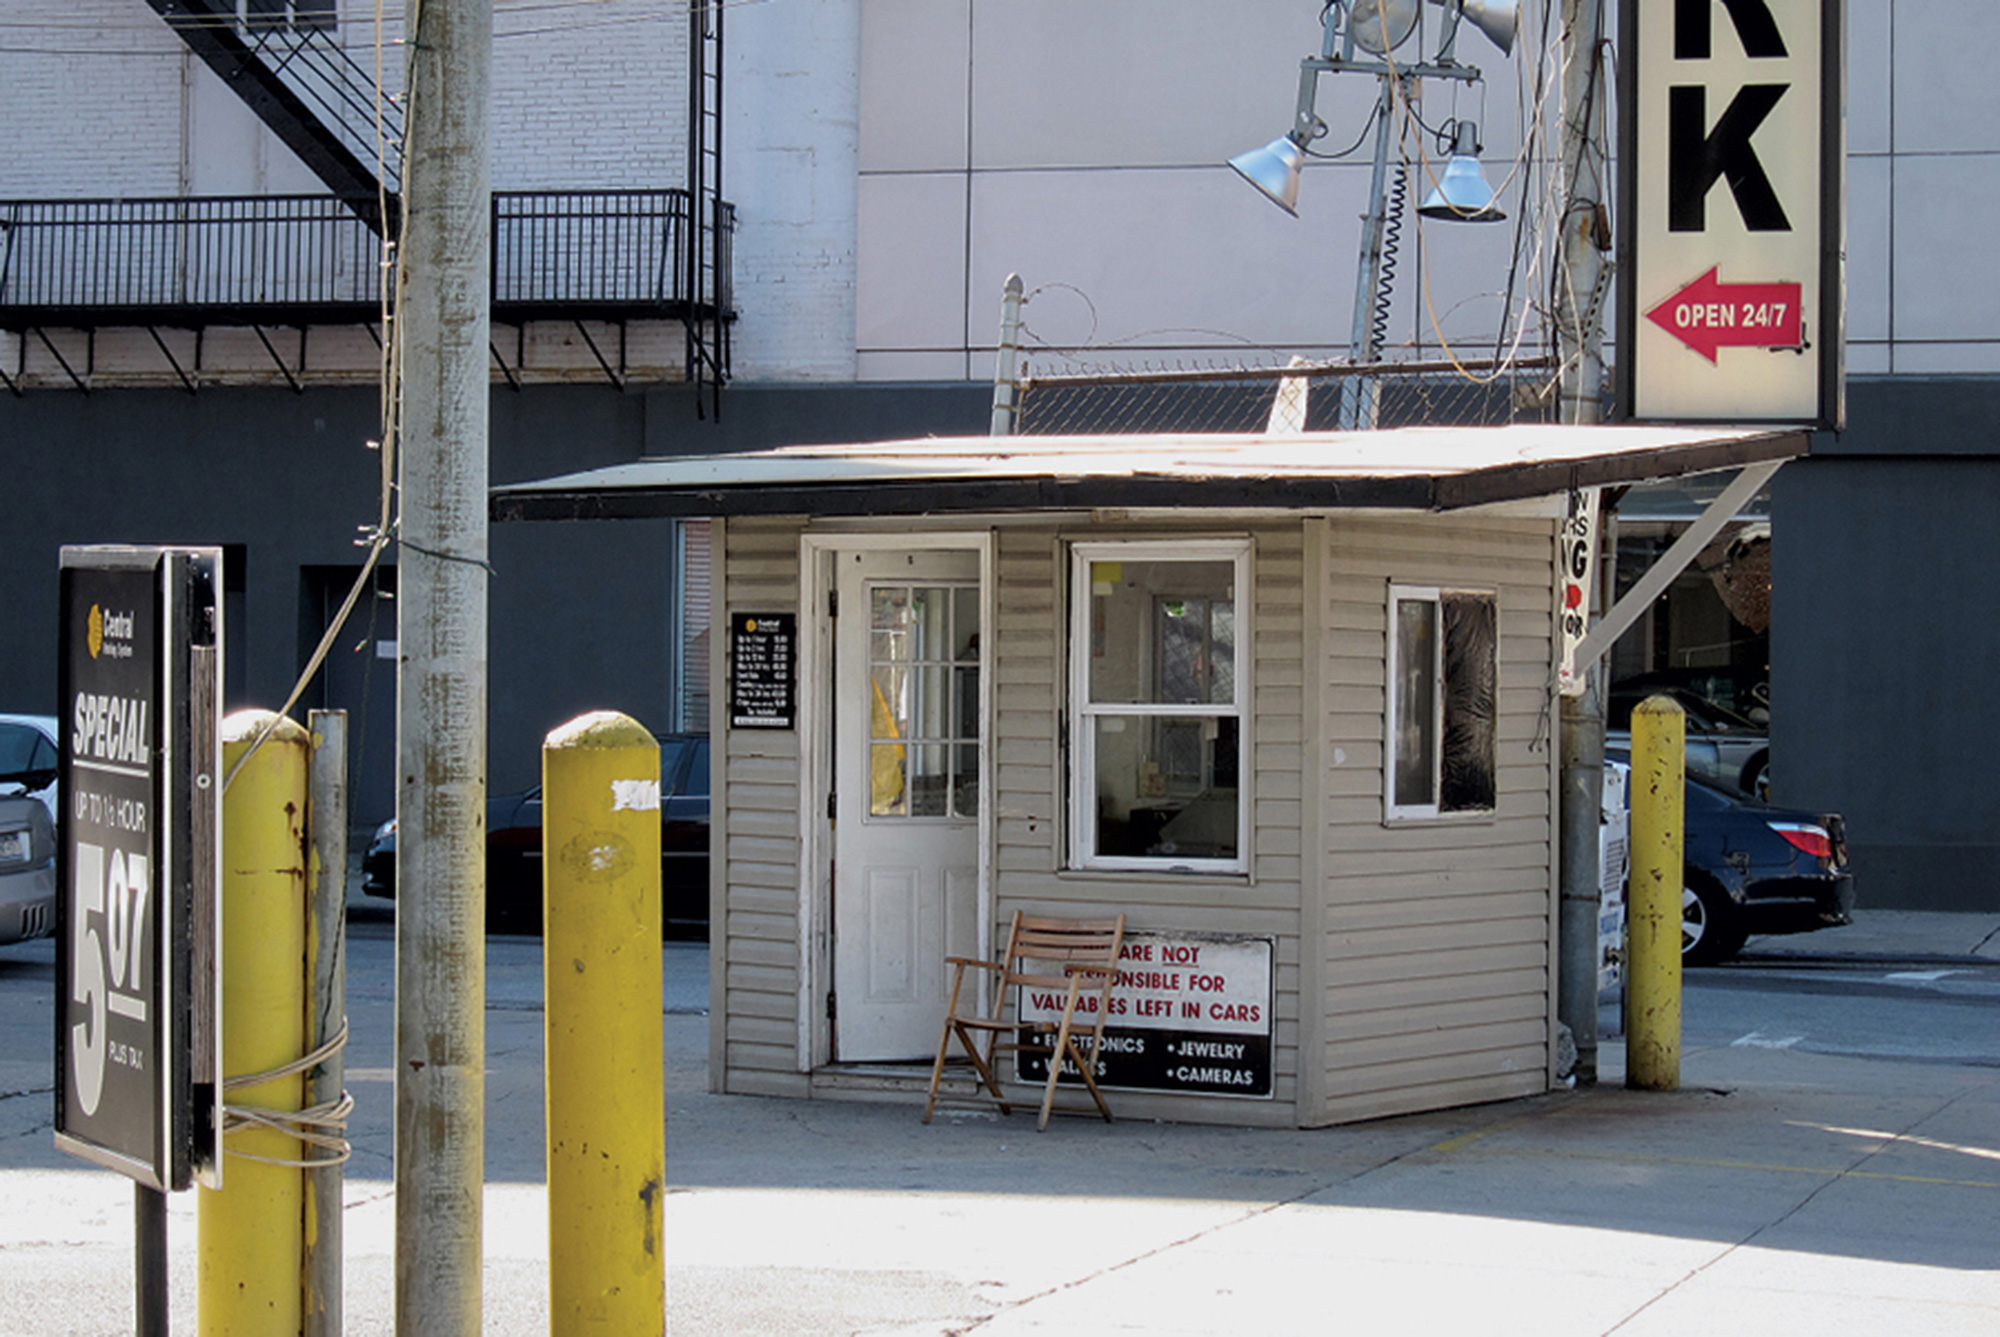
[1768,821,1834,860]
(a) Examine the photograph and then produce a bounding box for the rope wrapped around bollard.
[220,1018,354,1168]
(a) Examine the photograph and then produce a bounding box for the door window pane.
[864,582,979,820]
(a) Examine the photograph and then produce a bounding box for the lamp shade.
[1418,122,1505,222]
[1428,0,1518,56]
[1228,135,1306,216]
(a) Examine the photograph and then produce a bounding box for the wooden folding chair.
[923,911,1126,1131]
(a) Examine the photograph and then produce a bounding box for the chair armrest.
[945,957,1003,972]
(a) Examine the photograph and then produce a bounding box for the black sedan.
[1612,750,1853,964]
[363,732,709,937]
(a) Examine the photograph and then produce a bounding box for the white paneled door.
[831,550,981,1061]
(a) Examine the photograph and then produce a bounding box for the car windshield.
[1608,688,1760,733]
[0,723,57,786]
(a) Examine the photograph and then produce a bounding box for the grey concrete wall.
[1772,377,2000,911]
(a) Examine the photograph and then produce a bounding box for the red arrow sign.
[1644,267,1803,363]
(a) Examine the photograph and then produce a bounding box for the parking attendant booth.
[494,423,1804,1127]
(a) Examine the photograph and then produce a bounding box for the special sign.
[1619,0,1842,427]
[1017,933,1273,1098]
[55,548,221,1192]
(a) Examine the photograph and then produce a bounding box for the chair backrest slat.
[990,910,1125,1026]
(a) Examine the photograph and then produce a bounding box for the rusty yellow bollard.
[1627,695,1685,1091]
[201,710,310,1335]
[544,711,664,1333]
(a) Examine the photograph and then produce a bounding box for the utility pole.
[1555,0,1611,1085]
[394,0,491,1330]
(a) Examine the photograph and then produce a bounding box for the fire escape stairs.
[145,0,401,237]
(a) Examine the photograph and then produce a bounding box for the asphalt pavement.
[0,906,1995,1335]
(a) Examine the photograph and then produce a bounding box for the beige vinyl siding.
[716,516,809,1096]
[1314,513,1557,1126]
[986,522,1309,1123]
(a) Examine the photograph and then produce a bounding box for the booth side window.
[1071,541,1249,873]
[1385,585,1497,822]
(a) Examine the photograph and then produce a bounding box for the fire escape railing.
[0,190,735,333]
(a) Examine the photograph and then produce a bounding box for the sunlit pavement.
[1,912,1996,1335]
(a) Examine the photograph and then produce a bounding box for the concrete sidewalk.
[2,912,1995,1335]
[1741,907,2000,963]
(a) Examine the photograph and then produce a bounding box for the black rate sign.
[55,547,221,1192]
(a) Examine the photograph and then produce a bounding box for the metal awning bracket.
[572,319,625,390]
[489,330,521,393]
[252,325,304,394]
[1568,458,1786,673]
[34,327,89,393]
[146,327,199,395]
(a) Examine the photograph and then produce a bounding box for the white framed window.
[1070,540,1250,873]
[1385,584,1498,822]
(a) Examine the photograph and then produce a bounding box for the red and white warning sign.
[1017,932,1273,1097]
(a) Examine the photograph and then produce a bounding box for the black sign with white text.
[730,612,796,729]
[55,548,221,1192]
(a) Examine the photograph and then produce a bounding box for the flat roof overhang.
[489,423,1809,523]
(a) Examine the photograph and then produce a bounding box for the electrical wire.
[220,0,403,795]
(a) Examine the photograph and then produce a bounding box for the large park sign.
[1618,0,1844,429]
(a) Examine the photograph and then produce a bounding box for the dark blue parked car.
[1611,749,1853,965]
[363,732,710,937]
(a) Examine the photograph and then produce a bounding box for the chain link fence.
[1009,354,1560,436]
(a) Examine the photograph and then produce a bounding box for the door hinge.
[828,588,838,618]
[827,790,837,821]
[826,990,837,1021]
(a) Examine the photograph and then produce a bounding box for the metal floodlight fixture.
[1349,0,1421,54]
[1428,0,1517,57]
[1229,133,1308,216]
[1419,120,1506,222]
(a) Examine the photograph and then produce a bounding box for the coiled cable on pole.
[1373,165,1407,359]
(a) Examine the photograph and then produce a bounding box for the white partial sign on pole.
[1618,0,1843,429]
[1557,487,1601,696]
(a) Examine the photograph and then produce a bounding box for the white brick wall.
[0,1,689,197]
[491,0,687,190]
[0,0,186,197]
[724,0,860,382]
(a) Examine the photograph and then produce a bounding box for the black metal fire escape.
[146,0,401,236]
[0,2,731,399]
[686,0,730,417]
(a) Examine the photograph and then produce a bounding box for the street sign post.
[55,547,223,1192]
[1618,0,1844,428]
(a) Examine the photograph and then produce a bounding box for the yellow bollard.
[201,710,311,1335]
[544,711,664,1333]
[1627,695,1684,1091]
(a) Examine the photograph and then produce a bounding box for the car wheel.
[1739,749,1769,801]
[1682,874,1746,966]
